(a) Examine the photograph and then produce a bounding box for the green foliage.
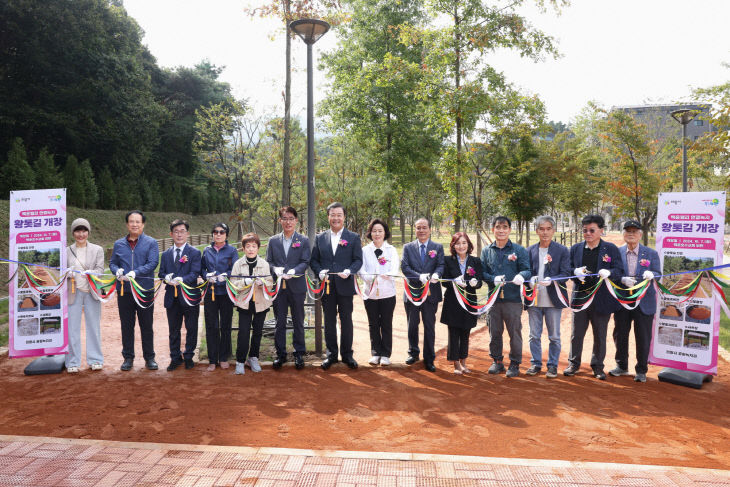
[79,159,98,208]
[0,138,35,196]
[97,167,116,210]
[32,148,62,190]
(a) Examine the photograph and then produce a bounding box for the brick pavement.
[1,435,729,487]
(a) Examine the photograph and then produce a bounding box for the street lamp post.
[670,109,698,192]
[290,18,329,356]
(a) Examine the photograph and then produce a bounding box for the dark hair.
[492,216,511,228]
[211,222,229,235]
[326,202,346,217]
[125,210,146,223]
[581,214,605,229]
[241,232,260,248]
[414,218,431,228]
[366,218,391,241]
[170,219,189,232]
[449,232,474,256]
[279,206,298,219]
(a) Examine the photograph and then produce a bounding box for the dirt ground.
[1,233,729,470]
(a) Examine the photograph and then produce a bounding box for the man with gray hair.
[525,216,571,378]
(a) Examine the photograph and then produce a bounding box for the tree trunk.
[281,0,292,208]
[452,4,462,234]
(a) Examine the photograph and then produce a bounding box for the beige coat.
[66,242,105,304]
[231,256,274,313]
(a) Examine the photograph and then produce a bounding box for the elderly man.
[609,220,661,382]
[564,214,623,380]
[526,216,571,378]
[109,210,160,371]
[481,216,531,378]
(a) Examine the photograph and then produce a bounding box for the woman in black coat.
[440,232,483,374]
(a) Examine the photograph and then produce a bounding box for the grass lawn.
[0,299,8,347]
[721,313,730,351]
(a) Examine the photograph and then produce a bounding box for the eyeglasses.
[172,230,187,235]
[280,217,296,222]
[212,230,227,235]
[582,228,598,234]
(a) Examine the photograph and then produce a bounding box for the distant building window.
[694,120,703,126]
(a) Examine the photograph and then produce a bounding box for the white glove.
[126,271,136,281]
[469,278,478,287]
[642,270,655,281]
[337,269,351,279]
[539,277,552,287]
[217,272,227,282]
[419,273,429,284]
[116,268,125,278]
[454,276,466,287]
[319,269,329,280]
[573,267,587,282]
[529,276,539,286]
[494,275,505,285]
[164,273,174,284]
[283,269,296,280]
[173,277,183,286]
[430,273,440,284]
[621,276,637,287]
[597,268,611,279]
[243,277,253,286]
[273,266,284,276]
[206,271,217,283]
[83,269,95,275]
[512,274,525,286]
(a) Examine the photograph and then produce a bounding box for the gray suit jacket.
[619,243,661,315]
[265,232,311,295]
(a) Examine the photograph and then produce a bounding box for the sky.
[123,0,730,125]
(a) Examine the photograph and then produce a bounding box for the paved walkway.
[1,435,729,487]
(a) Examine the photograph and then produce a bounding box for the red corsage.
[428,250,437,258]
[466,266,476,277]
[339,239,348,247]
[292,241,301,248]
[377,256,387,265]
[602,254,611,263]
[508,253,517,261]
[544,254,552,264]
[179,255,188,264]
[639,259,650,267]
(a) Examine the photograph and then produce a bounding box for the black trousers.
[364,296,395,357]
[118,291,155,361]
[236,307,267,362]
[569,307,611,371]
[204,292,233,364]
[447,326,470,361]
[272,288,306,358]
[322,290,354,361]
[613,307,654,374]
[167,300,199,361]
[405,300,437,362]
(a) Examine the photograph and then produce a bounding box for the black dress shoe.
[167,359,183,372]
[405,355,419,365]
[343,358,358,370]
[425,362,436,373]
[321,357,338,370]
[294,355,304,370]
[184,358,195,370]
[273,355,287,370]
[120,358,133,371]
[145,359,158,370]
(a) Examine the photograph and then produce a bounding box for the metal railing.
[558,229,579,247]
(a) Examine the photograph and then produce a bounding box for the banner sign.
[8,188,68,358]
[649,191,726,374]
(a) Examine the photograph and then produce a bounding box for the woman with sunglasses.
[201,223,238,371]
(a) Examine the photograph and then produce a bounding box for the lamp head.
[289,18,330,45]
[670,108,699,126]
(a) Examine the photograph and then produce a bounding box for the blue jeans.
[527,307,562,368]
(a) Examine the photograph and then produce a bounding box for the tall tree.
[0,138,35,196]
[32,148,62,190]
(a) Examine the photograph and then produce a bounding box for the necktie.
[420,244,426,264]
[175,248,181,263]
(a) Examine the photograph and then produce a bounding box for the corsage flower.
[466,266,476,277]
[292,241,301,248]
[508,253,517,261]
[544,254,552,264]
[179,254,188,264]
[602,254,611,263]
[377,256,387,265]
[339,239,348,247]
[428,250,437,258]
[639,259,650,267]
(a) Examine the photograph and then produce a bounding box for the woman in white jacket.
[359,219,400,366]
[231,233,274,374]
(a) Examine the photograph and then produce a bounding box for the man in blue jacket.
[109,210,160,371]
[481,216,531,378]
[609,220,661,383]
[564,214,623,380]
[526,215,571,378]
[310,202,363,370]
[158,219,202,371]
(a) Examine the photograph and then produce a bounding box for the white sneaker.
[369,355,380,365]
[90,363,103,371]
[66,366,79,373]
[235,362,245,375]
[380,357,391,366]
[246,357,262,373]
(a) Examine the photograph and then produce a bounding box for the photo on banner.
[650,191,726,375]
[8,188,68,358]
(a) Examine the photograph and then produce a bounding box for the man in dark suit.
[564,214,624,380]
[401,218,445,372]
[266,206,311,370]
[610,220,661,383]
[310,202,363,370]
[526,215,571,378]
[158,219,202,371]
